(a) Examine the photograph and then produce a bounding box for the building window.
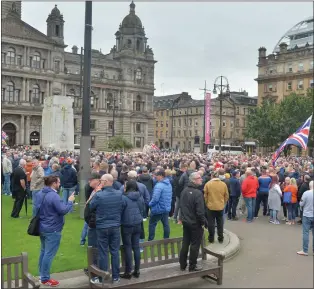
[178,130,181,137]
[194,119,198,126]
[127,39,132,48]
[196,108,198,114]
[287,81,292,90]
[184,130,186,137]
[298,63,304,72]
[166,110,169,116]
[166,131,168,138]
[56,25,60,36]
[135,95,141,111]
[288,64,293,73]
[298,80,304,90]
[243,108,246,115]
[32,84,40,103]
[268,84,273,92]
[90,91,96,109]
[17,55,22,66]
[6,48,15,65]
[109,121,113,130]
[178,119,181,127]
[156,131,158,138]
[231,121,234,128]
[135,68,142,80]
[236,119,239,127]
[136,123,141,133]
[189,130,192,137]
[32,52,41,68]
[161,121,164,127]
[222,121,226,127]
[5,82,14,102]
[54,60,60,73]
[160,131,163,138]
[90,120,96,130]
[91,136,96,148]
[1,53,5,64]
[156,121,158,127]
[195,130,198,136]
[166,120,168,128]
[136,140,141,148]
[156,111,159,117]
[310,79,314,88]
[106,93,113,109]
[236,107,239,115]
[189,118,192,126]
[173,120,176,127]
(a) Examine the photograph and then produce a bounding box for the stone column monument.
[42,95,74,151]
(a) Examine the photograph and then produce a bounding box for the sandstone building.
[256,16,313,105]
[1,1,156,150]
[153,91,257,152]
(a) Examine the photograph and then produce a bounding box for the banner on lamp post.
[205,92,211,145]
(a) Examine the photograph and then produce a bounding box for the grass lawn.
[2,195,184,276]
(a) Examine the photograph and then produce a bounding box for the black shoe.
[132,271,140,278]
[189,265,203,272]
[227,216,232,220]
[208,238,214,244]
[218,239,224,244]
[232,216,239,221]
[120,273,132,279]
[180,265,186,271]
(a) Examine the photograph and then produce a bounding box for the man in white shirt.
[297,181,313,256]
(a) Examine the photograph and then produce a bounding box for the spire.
[130,1,135,14]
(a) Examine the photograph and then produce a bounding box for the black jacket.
[173,170,184,198]
[138,173,154,194]
[298,181,310,202]
[180,182,207,227]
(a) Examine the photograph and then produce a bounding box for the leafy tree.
[107,136,133,151]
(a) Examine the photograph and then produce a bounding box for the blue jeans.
[96,226,120,281]
[244,197,256,222]
[121,224,141,273]
[148,213,170,241]
[39,232,62,282]
[88,227,97,265]
[269,209,279,221]
[62,186,76,210]
[32,190,41,217]
[80,222,88,245]
[3,173,11,195]
[287,203,297,221]
[302,216,314,254]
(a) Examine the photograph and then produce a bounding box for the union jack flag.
[150,143,160,151]
[1,131,8,140]
[272,115,312,165]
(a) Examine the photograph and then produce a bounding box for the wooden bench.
[87,236,224,288]
[1,252,40,289]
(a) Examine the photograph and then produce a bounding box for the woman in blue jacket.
[120,181,145,279]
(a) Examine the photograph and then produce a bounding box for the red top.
[241,176,259,198]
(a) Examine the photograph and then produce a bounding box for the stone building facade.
[255,16,313,105]
[1,1,156,150]
[153,91,257,152]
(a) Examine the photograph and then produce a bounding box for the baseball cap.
[232,170,239,177]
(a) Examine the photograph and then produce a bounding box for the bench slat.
[14,263,19,288]
[150,245,155,262]
[164,243,169,260]
[1,256,23,265]
[170,242,176,258]
[157,244,162,261]
[143,246,148,264]
[7,264,12,289]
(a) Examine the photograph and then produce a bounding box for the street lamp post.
[213,76,230,154]
[106,94,121,137]
[170,97,180,149]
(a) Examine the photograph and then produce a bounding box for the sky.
[21,1,312,99]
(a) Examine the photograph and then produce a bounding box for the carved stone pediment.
[2,15,56,45]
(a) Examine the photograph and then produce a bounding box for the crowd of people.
[2,147,314,287]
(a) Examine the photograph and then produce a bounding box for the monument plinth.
[42,95,74,151]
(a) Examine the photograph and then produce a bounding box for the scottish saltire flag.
[2,131,8,140]
[272,115,312,165]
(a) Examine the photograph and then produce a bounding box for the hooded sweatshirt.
[121,191,145,226]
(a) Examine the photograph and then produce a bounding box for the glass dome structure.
[273,16,313,53]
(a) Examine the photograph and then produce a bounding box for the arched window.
[107,93,113,109]
[32,52,41,69]
[136,39,141,51]
[127,39,132,48]
[32,84,40,103]
[6,48,15,65]
[135,95,141,111]
[5,82,14,102]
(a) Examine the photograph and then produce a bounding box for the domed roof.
[273,16,313,53]
[51,5,61,17]
[121,1,142,28]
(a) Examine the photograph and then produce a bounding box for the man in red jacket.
[241,169,259,223]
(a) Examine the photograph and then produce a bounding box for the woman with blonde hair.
[284,177,298,225]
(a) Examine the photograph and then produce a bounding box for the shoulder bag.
[27,193,48,236]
